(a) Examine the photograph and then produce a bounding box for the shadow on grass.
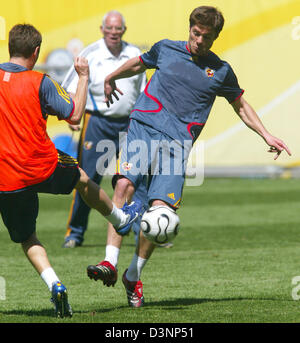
[132,296,285,309]
[69,242,137,249]
[0,308,54,317]
[0,296,287,318]
[75,296,285,315]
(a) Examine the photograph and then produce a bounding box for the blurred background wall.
[1,0,300,177]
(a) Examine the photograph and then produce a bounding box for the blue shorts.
[0,150,80,243]
[118,119,190,209]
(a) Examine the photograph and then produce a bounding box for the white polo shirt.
[62,38,147,118]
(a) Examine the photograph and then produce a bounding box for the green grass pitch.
[1,177,300,323]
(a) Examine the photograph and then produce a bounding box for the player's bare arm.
[231,96,291,160]
[67,57,89,125]
[66,92,81,131]
[104,56,146,107]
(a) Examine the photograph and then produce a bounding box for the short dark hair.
[189,6,224,37]
[9,24,42,58]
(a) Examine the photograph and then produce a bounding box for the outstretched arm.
[104,56,147,107]
[231,96,291,160]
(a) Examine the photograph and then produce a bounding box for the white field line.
[205,80,300,149]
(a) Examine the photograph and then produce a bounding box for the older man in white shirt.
[62,11,147,251]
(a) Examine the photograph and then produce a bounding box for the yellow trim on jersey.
[57,152,78,166]
[48,77,71,104]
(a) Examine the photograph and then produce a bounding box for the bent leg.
[75,167,113,216]
[0,192,62,293]
[65,113,105,245]
[75,168,140,231]
[86,177,137,287]
[125,199,171,283]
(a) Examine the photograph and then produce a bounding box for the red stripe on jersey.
[131,78,163,114]
[230,90,245,104]
[187,122,205,139]
[67,99,75,119]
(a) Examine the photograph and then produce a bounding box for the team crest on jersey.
[84,141,93,150]
[205,67,215,78]
[122,162,133,171]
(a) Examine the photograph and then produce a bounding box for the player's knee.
[150,199,170,207]
[21,232,41,248]
[114,177,134,199]
[75,167,89,190]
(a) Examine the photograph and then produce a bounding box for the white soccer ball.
[140,205,180,245]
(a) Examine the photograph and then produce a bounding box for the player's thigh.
[117,119,154,189]
[0,191,38,243]
[148,133,186,209]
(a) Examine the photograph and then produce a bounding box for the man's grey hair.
[102,11,126,29]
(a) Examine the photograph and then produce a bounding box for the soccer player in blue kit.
[88,6,291,307]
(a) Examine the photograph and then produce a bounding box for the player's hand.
[68,124,81,132]
[74,56,89,78]
[264,134,291,160]
[104,76,123,108]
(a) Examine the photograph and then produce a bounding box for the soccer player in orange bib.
[0,24,142,317]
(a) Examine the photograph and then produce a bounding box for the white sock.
[104,245,120,268]
[40,267,60,292]
[126,254,148,282]
[105,203,128,228]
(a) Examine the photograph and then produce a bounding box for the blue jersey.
[131,39,244,143]
[0,63,74,120]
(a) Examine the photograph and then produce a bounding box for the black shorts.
[30,150,80,195]
[0,150,80,243]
